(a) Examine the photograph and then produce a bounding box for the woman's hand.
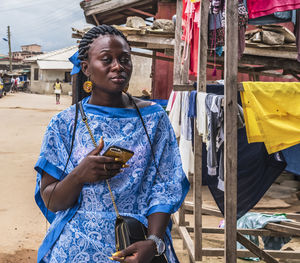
[111,240,157,263]
[72,137,123,185]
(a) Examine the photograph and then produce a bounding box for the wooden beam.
[92,14,99,26]
[173,0,183,85]
[199,227,290,237]
[237,232,279,263]
[265,223,300,237]
[127,7,155,17]
[196,0,210,91]
[224,0,239,262]
[183,201,223,217]
[126,34,175,50]
[194,1,210,260]
[173,83,194,91]
[202,248,300,259]
[85,0,153,16]
[131,51,173,62]
[172,213,195,261]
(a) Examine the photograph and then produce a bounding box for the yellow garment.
[240,82,300,154]
[190,0,200,2]
[54,82,61,90]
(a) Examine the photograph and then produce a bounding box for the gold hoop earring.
[83,77,93,93]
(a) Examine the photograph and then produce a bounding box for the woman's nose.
[111,59,123,71]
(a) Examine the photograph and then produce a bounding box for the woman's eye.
[101,57,112,63]
[120,57,130,64]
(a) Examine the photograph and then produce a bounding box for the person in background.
[10,76,15,93]
[53,78,62,104]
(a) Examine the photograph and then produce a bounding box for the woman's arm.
[40,138,123,212]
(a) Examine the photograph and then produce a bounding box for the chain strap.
[80,105,121,219]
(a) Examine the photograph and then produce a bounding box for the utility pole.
[7,26,12,73]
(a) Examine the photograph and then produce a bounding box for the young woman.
[53,78,62,104]
[34,25,189,263]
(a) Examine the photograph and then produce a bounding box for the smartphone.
[103,146,134,164]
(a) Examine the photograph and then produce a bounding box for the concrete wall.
[30,80,71,95]
[29,64,71,95]
[127,54,152,96]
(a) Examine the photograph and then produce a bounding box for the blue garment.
[34,97,189,262]
[188,90,197,118]
[282,144,300,176]
[237,212,292,261]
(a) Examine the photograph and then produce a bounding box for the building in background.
[24,45,76,95]
[12,44,43,62]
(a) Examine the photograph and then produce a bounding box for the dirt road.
[0,93,72,262]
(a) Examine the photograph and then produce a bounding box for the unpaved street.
[0,93,72,262]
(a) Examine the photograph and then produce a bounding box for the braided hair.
[76,25,130,102]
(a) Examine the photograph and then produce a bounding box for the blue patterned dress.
[34,97,190,263]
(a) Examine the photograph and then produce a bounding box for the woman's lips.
[111,76,126,84]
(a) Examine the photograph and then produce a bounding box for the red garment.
[182,0,200,76]
[247,0,300,19]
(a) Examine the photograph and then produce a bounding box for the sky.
[0,0,90,55]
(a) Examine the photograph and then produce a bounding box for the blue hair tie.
[69,51,81,75]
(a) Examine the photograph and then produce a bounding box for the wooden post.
[194,0,209,261]
[224,0,238,262]
[173,0,183,85]
[196,0,209,91]
[7,26,12,73]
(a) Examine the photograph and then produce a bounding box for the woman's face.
[82,34,132,94]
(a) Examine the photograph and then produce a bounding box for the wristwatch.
[147,235,166,256]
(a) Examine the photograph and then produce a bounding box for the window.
[34,68,39,80]
[64,71,71,83]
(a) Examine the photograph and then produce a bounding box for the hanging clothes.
[246,0,300,19]
[282,144,300,176]
[168,92,182,138]
[196,92,208,141]
[166,90,177,112]
[205,94,224,176]
[181,91,193,141]
[240,82,300,154]
[202,84,286,219]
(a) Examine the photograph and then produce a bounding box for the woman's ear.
[81,61,90,77]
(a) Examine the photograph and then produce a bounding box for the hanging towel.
[205,94,224,176]
[179,137,195,175]
[240,82,300,154]
[166,90,176,112]
[196,92,208,141]
[181,91,193,141]
[246,0,300,19]
[237,212,292,257]
[169,92,182,138]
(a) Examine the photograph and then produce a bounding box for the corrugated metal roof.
[24,45,78,62]
[37,60,73,70]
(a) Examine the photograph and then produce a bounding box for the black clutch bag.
[115,215,168,263]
